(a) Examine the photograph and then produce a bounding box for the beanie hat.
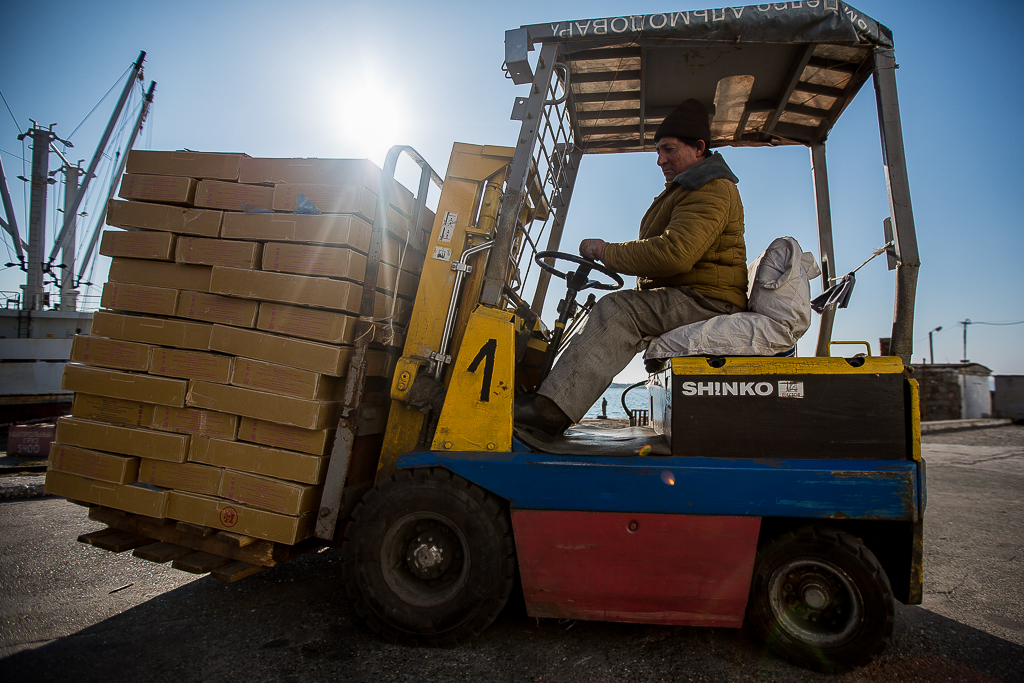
[654,99,711,148]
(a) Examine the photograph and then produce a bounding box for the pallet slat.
[215,531,257,548]
[173,551,231,574]
[88,506,289,567]
[211,561,265,582]
[78,528,154,552]
[133,541,193,563]
[176,522,218,537]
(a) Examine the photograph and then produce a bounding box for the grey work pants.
[538,286,738,422]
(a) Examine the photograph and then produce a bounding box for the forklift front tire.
[341,467,516,646]
[748,525,895,673]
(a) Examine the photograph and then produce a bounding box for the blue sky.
[2,0,1022,381]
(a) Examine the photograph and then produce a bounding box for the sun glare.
[321,66,410,163]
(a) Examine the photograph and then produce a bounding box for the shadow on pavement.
[3,548,1022,683]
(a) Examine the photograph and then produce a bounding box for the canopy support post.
[810,143,836,357]
[873,48,920,363]
[530,146,582,318]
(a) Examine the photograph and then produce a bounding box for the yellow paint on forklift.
[431,307,514,453]
[377,144,513,480]
[670,356,905,376]
[908,378,922,462]
[447,148,515,183]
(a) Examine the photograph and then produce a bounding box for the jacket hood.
[672,152,739,189]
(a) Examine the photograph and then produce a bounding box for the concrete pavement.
[0,425,1021,682]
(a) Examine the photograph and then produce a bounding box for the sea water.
[585,383,652,419]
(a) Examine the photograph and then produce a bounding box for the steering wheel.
[535,251,624,291]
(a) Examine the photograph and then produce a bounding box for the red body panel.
[512,510,761,627]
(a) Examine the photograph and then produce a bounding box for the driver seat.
[645,236,820,360]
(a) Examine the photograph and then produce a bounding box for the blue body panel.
[396,451,920,521]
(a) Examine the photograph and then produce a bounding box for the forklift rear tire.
[748,525,894,673]
[341,467,516,646]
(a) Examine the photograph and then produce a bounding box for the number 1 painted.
[467,338,497,402]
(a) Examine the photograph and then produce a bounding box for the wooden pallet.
[76,505,299,582]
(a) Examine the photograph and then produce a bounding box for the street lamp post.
[928,326,942,364]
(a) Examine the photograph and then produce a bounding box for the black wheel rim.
[767,557,864,648]
[379,512,470,608]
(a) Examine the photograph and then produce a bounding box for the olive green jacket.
[601,153,748,309]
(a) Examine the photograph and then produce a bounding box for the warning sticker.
[777,381,805,399]
[432,246,452,261]
[439,212,457,243]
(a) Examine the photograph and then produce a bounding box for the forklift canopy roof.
[505,2,893,152]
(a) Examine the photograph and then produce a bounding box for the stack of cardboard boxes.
[45,150,429,546]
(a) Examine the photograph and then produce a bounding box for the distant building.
[993,376,1024,420]
[910,363,992,421]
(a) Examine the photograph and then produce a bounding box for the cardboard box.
[150,405,239,440]
[220,212,371,249]
[209,267,360,313]
[166,491,314,545]
[118,173,197,205]
[91,311,213,351]
[175,236,262,268]
[194,180,274,212]
[70,334,150,371]
[45,470,168,518]
[237,418,333,456]
[382,238,425,274]
[149,347,233,383]
[62,364,188,407]
[261,243,366,282]
[231,358,341,400]
[126,150,247,180]
[219,469,322,515]
[210,324,390,377]
[48,443,140,484]
[101,282,179,316]
[186,381,340,430]
[256,302,355,345]
[377,262,419,299]
[138,459,222,495]
[209,325,351,376]
[72,393,155,428]
[190,437,327,484]
[55,416,190,463]
[175,290,259,327]
[272,181,414,218]
[99,229,177,261]
[373,291,412,326]
[238,158,408,200]
[106,199,222,237]
[108,258,213,292]
[272,184,412,229]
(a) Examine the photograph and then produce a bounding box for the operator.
[515,99,748,438]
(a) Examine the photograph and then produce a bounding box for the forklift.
[312,2,924,673]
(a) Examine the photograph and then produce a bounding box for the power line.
[0,148,28,162]
[67,65,132,140]
[969,320,1024,326]
[0,88,21,129]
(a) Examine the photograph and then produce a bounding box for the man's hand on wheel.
[579,238,607,261]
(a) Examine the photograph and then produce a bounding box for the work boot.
[514,394,571,441]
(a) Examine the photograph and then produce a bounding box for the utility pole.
[928,326,941,364]
[959,319,971,363]
[16,123,62,310]
[59,161,83,310]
